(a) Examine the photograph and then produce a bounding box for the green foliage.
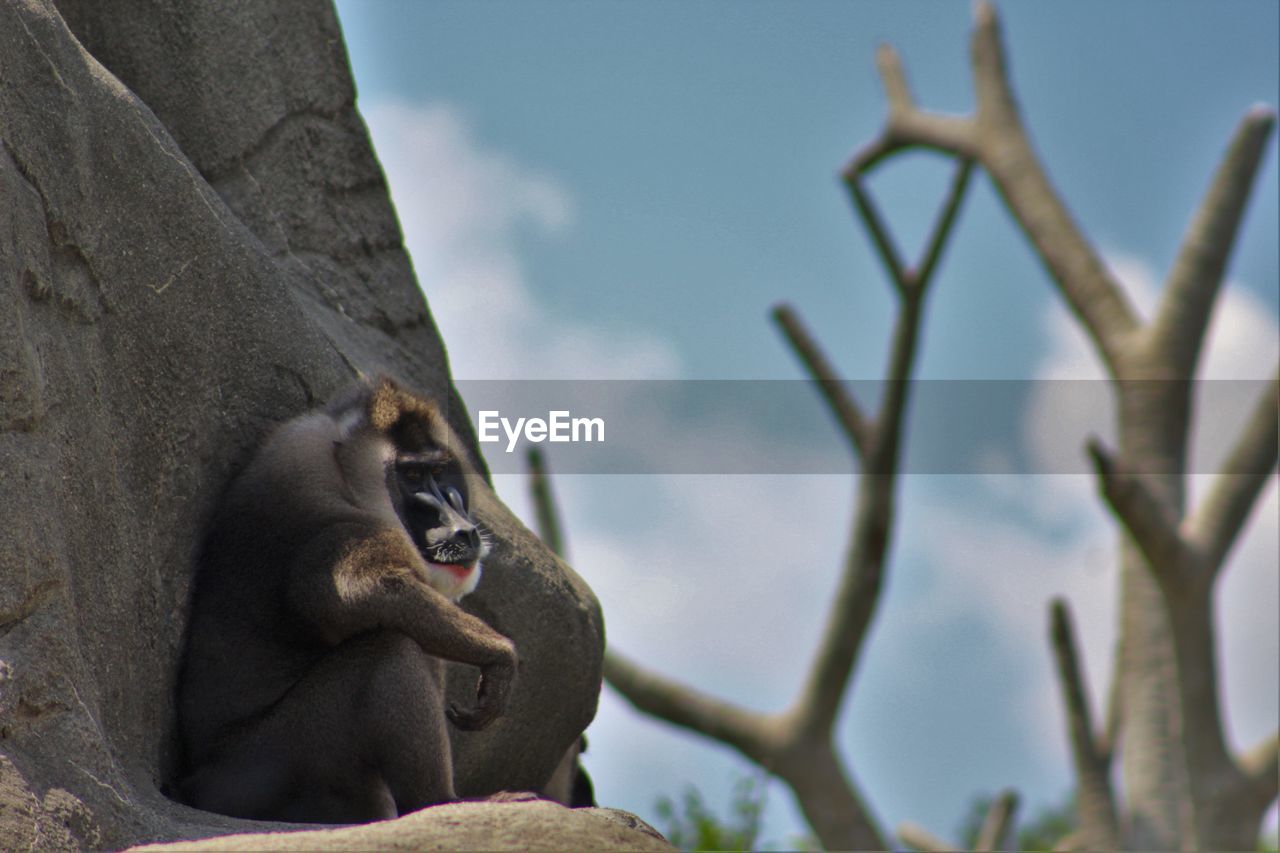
[958,790,1075,851]
[1015,796,1075,852]
[654,775,769,852]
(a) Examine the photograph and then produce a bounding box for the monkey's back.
[176,413,385,767]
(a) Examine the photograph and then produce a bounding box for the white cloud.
[363,100,680,380]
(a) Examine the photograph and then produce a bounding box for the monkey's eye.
[430,466,446,478]
[400,465,425,485]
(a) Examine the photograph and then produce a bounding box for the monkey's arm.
[288,526,518,731]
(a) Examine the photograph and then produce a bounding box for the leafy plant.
[655,775,768,852]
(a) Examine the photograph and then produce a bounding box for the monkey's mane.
[367,377,441,451]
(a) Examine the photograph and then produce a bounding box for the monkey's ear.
[367,377,440,444]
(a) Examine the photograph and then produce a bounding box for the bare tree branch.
[602,651,777,763]
[563,6,1275,847]
[897,822,952,852]
[1050,600,1121,849]
[527,447,567,560]
[845,171,909,292]
[842,155,975,297]
[851,44,976,172]
[1087,438,1190,589]
[975,788,1019,852]
[845,45,976,175]
[1152,108,1277,374]
[800,124,974,744]
[771,303,872,457]
[917,159,975,286]
[968,2,1020,128]
[968,4,1141,375]
[1185,372,1279,574]
[796,301,926,734]
[876,43,915,115]
[846,3,1141,373]
[605,63,974,849]
[841,3,1277,846]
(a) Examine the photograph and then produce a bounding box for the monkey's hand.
[448,648,517,731]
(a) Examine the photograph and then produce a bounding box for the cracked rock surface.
[0,1,626,848]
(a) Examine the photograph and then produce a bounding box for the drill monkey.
[176,377,517,823]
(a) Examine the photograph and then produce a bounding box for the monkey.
[174,377,518,824]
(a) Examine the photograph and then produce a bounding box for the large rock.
[130,802,670,852]
[0,1,620,847]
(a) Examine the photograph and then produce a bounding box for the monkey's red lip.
[430,561,476,579]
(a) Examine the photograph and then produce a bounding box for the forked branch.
[536,4,1275,848]
[849,2,1139,374]
[595,87,973,853]
[793,149,973,735]
[843,146,974,296]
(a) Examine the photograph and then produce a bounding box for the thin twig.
[526,448,567,560]
[876,43,915,114]
[771,303,872,457]
[916,159,975,286]
[844,172,908,291]
[602,651,775,765]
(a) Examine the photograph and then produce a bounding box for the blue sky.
[333,2,1278,844]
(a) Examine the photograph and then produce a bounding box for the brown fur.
[174,378,516,823]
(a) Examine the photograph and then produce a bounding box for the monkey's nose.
[450,527,481,553]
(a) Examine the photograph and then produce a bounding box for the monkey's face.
[392,451,488,600]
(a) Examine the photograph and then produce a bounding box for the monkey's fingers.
[447,663,514,730]
[447,700,499,731]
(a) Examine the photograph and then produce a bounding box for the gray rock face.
[0,1,621,847]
